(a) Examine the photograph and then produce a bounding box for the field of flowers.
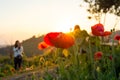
[0,23,120,80]
[37,23,120,80]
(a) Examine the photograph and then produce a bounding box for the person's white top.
[13,46,23,57]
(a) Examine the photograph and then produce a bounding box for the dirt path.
[1,66,58,80]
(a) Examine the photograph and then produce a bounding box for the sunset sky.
[0,0,120,45]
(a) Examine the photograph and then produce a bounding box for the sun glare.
[55,19,79,33]
[56,24,73,33]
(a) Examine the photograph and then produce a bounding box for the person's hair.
[14,40,19,48]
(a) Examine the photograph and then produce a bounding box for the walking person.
[13,40,24,71]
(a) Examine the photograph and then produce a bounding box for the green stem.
[111,30,117,78]
[95,37,98,51]
[89,39,96,79]
[73,43,79,67]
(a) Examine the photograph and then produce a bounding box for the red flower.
[109,55,112,60]
[102,31,112,36]
[44,32,75,48]
[114,34,120,40]
[91,23,104,36]
[44,32,61,46]
[91,23,111,36]
[94,51,103,60]
[38,41,49,50]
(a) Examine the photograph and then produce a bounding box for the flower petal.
[38,41,49,50]
[102,31,112,36]
[91,23,104,36]
[51,33,75,48]
[44,32,61,46]
[44,32,75,48]
[114,34,120,40]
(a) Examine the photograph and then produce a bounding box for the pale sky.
[0,0,120,45]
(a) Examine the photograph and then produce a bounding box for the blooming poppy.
[38,41,49,50]
[102,31,112,36]
[94,51,103,60]
[91,23,112,36]
[91,23,104,36]
[44,32,61,46]
[44,32,75,48]
[114,34,120,40]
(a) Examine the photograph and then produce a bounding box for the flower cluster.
[36,23,120,79]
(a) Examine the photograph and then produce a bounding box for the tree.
[84,0,120,27]
[84,0,120,15]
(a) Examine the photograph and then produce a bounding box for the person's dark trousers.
[14,56,22,70]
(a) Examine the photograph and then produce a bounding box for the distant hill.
[22,35,44,57]
[0,35,44,57]
[0,45,6,48]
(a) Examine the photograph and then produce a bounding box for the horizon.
[0,0,120,45]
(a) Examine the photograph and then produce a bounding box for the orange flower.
[91,23,104,36]
[44,32,75,48]
[114,34,120,40]
[38,41,49,50]
[94,52,103,60]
